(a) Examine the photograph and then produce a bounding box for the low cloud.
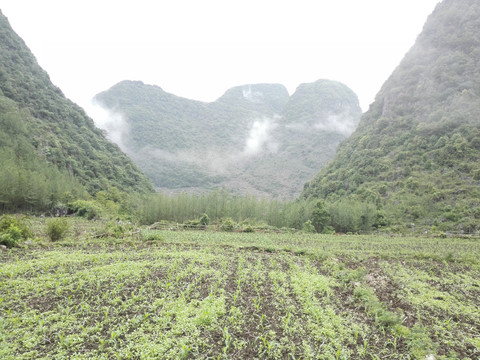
[314,112,357,136]
[86,100,130,151]
[136,116,280,176]
[143,146,234,175]
[87,105,281,177]
[242,117,278,156]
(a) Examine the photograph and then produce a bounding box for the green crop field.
[1,222,479,359]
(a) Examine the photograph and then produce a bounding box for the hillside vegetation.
[94,79,361,198]
[0,10,153,212]
[302,0,480,234]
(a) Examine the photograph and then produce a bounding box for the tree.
[311,200,329,233]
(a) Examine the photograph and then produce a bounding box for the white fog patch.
[243,118,278,156]
[142,116,281,176]
[203,150,236,174]
[314,113,357,136]
[86,100,130,151]
[144,146,235,175]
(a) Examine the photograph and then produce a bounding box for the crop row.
[1,232,479,359]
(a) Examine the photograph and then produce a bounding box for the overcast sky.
[1,0,440,112]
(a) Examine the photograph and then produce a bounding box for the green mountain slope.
[302,0,480,233]
[0,10,153,211]
[94,80,361,198]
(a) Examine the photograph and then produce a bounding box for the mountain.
[302,0,480,233]
[94,79,361,198]
[0,10,153,211]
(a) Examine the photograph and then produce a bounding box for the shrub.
[242,225,255,233]
[220,218,236,232]
[52,202,68,217]
[199,213,210,226]
[322,225,335,234]
[302,220,316,233]
[0,224,23,248]
[0,215,33,248]
[69,200,102,220]
[373,211,388,229]
[105,221,134,238]
[183,219,204,230]
[46,218,70,241]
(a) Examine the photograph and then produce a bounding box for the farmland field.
[1,224,479,359]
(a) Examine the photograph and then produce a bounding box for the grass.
[0,217,479,359]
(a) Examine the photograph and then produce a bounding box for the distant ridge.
[94,79,362,198]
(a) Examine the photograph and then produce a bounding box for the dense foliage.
[303,0,480,234]
[0,96,88,212]
[94,79,361,198]
[0,10,153,205]
[132,190,314,229]
[0,214,32,248]
[129,190,388,234]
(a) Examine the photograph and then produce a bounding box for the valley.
[1,0,480,358]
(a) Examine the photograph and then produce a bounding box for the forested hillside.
[94,79,361,198]
[0,11,153,211]
[302,0,480,233]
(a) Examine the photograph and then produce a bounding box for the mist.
[242,117,278,156]
[110,116,282,178]
[87,101,130,151]
[314,112,358,136]
[145,147,234,175]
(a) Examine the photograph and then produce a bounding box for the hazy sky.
[1,0,440,111]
